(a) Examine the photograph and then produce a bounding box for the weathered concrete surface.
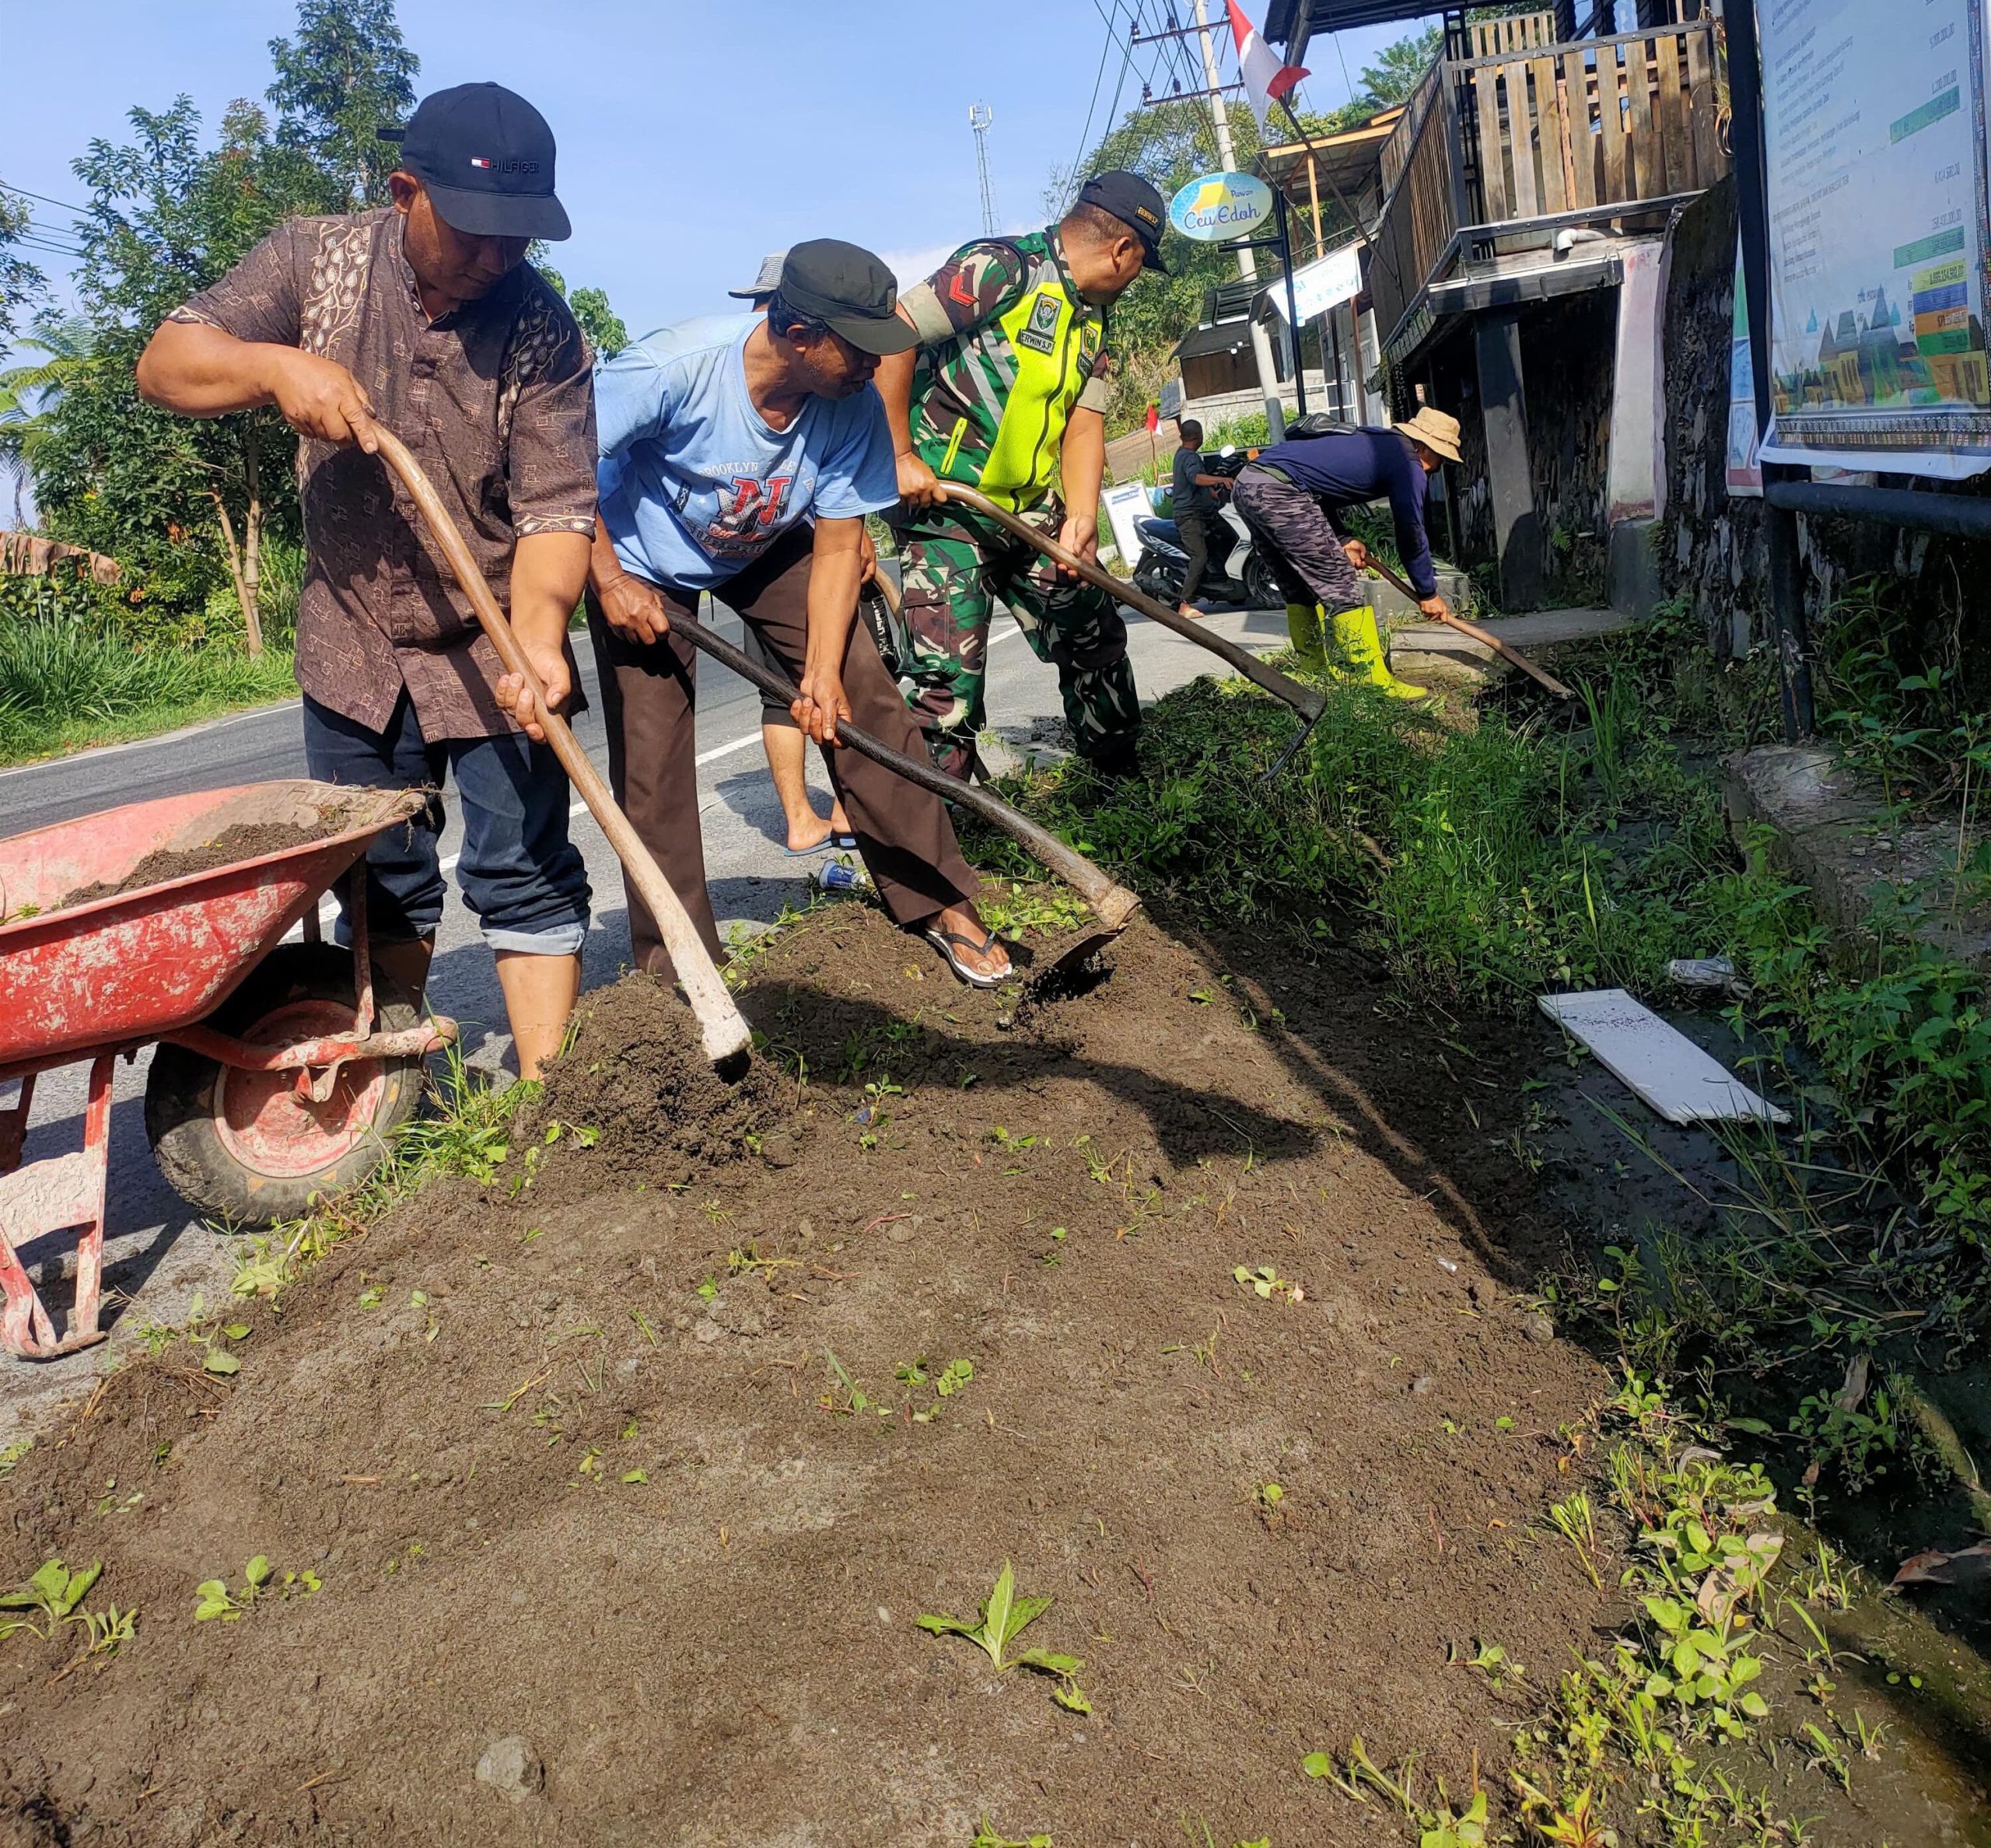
[1724,744,1991,968]
[1370,565,1473,621]
[1389,606,1639,686]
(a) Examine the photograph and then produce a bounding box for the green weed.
[193,1556,320,1622]
[918,1562,1091,1712]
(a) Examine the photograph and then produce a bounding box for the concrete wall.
[1425,289,1618,607]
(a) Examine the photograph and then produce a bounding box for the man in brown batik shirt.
[138,82,596,1080]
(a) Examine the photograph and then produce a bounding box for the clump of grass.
[0,617,296,764]
[971,670,1728,1010]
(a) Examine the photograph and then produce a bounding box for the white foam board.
[1538,989,1789,1125]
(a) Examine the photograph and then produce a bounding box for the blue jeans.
[302,692,590,955]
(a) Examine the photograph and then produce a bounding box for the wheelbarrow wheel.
[145,943,426,1226]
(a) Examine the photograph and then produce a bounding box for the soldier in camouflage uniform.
[874,171,1169,778]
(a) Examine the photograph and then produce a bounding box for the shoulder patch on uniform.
[1015,291,1062,356]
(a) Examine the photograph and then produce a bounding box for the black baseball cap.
[775,240,919,356]
[377,82,571,241]
[1077,170,1169,273]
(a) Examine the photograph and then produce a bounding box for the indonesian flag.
[1145,403,1160,435]
[1226,0,1308,136]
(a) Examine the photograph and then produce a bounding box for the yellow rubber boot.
[1328,604,1429,700]
[1285,601,1325,665]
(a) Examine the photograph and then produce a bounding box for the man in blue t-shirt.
[586,241,1009,987]
[1230,408,1463,700]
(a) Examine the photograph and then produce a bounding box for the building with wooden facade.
[1261,1,1725,610]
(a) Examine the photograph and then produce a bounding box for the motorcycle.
[1131,448,1282,611]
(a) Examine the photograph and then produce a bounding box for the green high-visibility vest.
[912,229,1107,515]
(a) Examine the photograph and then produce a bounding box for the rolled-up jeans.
[302,690,590,955]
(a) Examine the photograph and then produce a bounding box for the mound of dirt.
[49,793,389,913]
[526,971,787,1192]
[0,899,1609,1845]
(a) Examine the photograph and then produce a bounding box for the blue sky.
[4,0,1432,333]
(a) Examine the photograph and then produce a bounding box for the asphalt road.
[1,599,1290,1434]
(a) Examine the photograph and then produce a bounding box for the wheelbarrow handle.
[363,422,753,1074]
[1365,556,1575,701]
[675,614,1142,933]
[929,483,1326,726]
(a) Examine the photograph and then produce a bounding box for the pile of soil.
[50,795,388,913]
[0,902,1611,1845]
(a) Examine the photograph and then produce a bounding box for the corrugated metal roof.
[1171,321,1257,362]
[1265,0,1446,49]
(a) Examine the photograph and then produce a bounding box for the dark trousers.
[585,526,979,980]
[1231,467,1365,614]
[302,691,589,953]
[1177,509,1237,604]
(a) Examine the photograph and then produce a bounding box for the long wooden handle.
[365,423,753,1071]
[929,484,1326,724]
[679,611,1142,932]
[1367,557,1575,700]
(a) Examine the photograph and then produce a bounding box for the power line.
[1063,1,1125,208]
[0,180,90,219]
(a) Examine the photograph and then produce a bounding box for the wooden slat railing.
[1470,11,1556,58]
[1466,23,1723,226]
[1367,19,1725,352]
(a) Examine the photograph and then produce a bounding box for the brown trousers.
[585,526,979,980]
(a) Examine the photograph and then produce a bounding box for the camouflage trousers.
[883,502,1140,779]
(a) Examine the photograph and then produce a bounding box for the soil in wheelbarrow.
[0,901,1613,1846]
[49,799,388,914]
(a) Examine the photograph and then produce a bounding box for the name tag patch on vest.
[1016,292,1062,356]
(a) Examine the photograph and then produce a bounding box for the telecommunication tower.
[968,103,999,236]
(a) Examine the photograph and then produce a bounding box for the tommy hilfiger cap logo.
[469,156,541,174]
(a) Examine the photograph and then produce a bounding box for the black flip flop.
[924,925,1010,989]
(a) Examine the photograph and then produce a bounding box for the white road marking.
[302,622,1028,926]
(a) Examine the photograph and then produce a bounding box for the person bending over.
[587,241,1011,989]
[136,82,595,1078]
[1230,408,1462,702]
[873,172,1168,779]
[730,248,856,856]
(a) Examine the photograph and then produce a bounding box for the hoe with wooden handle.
[674,608,1142,978]
[929,482,1326,728]
[1363,556,1575,701]
[366,422,754,1079]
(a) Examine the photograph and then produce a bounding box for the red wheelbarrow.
[0,779,457,1360]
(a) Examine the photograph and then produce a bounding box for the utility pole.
[1189,0,1286,437]
[968,103,999,237]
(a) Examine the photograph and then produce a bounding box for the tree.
[1356,26,1443,107]
[535,263,629,360]
[0,184,46,364]
[267,0,419,210]
[0,313,94,527]
[37,97,322,649]
[569,287,628,361]
[1051,99,1353,430]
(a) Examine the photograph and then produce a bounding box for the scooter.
[1130,449,1282,611]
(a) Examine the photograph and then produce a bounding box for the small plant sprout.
[917,1562,1091,1713]
[1547,1491,1601,1590]
[193,1556,320,1622]
[0,1559,103,1643]
[819,1350,889,1419]
[1448,1639,1524,1691]
[1233,1264,1303,1303]
[972,1824,1051,1848]
[1256,1482,1284,1516]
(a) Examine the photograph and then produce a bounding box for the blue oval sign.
[1168,170,1274,243]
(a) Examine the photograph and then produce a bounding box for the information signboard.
[1267,243,1364,323]
[1757,0,1991,478]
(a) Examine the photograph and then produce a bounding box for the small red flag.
[1145,403,1160,433]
